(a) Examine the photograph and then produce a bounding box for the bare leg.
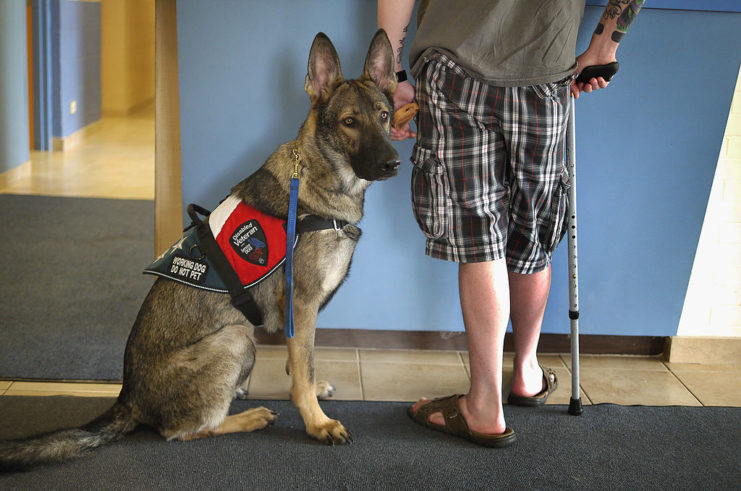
[178,407,277,442]
[411,259,509,434]
[509,265,551,396]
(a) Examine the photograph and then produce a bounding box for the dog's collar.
[290,147,353,231]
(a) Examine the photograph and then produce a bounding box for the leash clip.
[291,148,301,179]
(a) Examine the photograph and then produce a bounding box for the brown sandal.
[408,394,516,448]
[507,367,559,406]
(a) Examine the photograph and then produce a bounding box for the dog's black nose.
[384,158,401,172]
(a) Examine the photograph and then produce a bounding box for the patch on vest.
[144,226,226,292]
[144,196,295,292]
[230,219,269,266]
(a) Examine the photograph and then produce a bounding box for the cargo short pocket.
[545,169,571,252]
[531,74,574,100]
[410,145,450,240]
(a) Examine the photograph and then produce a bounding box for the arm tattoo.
[600,0,644,43]
[396,25,408,67]
[616,0,644,32]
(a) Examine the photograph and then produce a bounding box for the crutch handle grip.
[575,61,619,84]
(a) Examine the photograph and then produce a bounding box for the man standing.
[379,0,643,446]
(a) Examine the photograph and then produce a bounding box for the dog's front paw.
[247,406,278,430]
[308,419,352,445]
[315,380,336,399]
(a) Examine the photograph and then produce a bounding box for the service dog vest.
[144,195,295,293]
[143,194,349,325]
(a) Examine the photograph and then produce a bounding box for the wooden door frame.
[154,0,183,256]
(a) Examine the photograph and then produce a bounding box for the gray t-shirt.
[410,0,586,86]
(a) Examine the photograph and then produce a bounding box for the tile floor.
[1,348,740,407]
[1,103,739,408]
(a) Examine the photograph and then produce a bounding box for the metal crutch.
[566,62,619,416]
[566,95,583,416]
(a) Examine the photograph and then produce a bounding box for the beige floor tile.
[4,382,122,398]
[562,354,668,371]
[668,369,741,407]
[0,381,11,393]
[537,354,568,369]
[359,348,463,365]
[255,345,357,362]
[247,358,291,400]
[664,362,741,373]
[361,362,470,402]
[255,345,289,361]
[247,358,361,401]
[315,360,362,401]
[579,369,701,406]
[315,348,358,362]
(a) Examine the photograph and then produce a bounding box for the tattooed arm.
[378,0,416,140]
[571,0,645,98]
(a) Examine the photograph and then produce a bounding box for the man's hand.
[391,80,416,140]
[572,0,644,99]
[570,52,615,99]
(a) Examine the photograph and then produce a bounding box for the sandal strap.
[543,367,557,392]
[414,394,470,435]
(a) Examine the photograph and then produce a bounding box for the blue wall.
[176,1,741,337]
[0,0,30,173]
[51,0,101,138]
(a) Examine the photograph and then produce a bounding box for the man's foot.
[508,367,558,406]
[408,394,515,447]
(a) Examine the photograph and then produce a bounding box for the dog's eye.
[380,111,389,120]
[343,117,356,128]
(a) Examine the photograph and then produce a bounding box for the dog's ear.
[305,32,343,103]
[362,29,397,98]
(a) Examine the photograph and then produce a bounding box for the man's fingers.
[390,126,416,141]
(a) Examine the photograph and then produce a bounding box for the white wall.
[678,67,741,337]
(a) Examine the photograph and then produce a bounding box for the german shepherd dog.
[0,30,400,471]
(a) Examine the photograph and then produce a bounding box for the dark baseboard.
[255,328,666,356]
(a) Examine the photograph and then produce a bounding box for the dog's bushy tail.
[0,401,136,472]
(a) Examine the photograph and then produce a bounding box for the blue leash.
[284,150,301,338]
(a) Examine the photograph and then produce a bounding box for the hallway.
[0,104,154,200]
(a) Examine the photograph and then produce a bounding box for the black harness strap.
[188,204,264,326]
[296,215,350,234]
[186,203,348,327]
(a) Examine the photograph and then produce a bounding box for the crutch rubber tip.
[568,397,583,415]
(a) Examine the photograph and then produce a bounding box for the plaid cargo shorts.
[411,53,572,273]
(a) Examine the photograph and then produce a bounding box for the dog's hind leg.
[177,407,277,441]
[155,324,264,441]
[235,362,254,400]
[316,381,336,399]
